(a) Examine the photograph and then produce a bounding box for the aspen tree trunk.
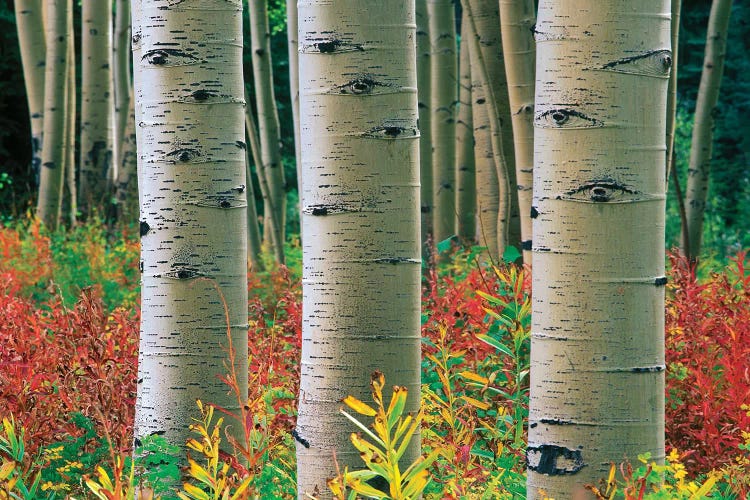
[134,0,248,454]
[465,0,519,253]
[113,0,132,170]
[665,0,682,179]
[36,0,69,228]
[79,0,114,216]
[427,0,457,242]
[500,0,536,264]
[14,0,46,183]
[64,9,76,225]
[115,100,138,223]
[468,31,501,261]
[248,0,286,263]
[131,0,143,214]
[528,2,670,497]
[683,0,733,261]
[455,19,476,243]
[296,2,421,496]
[416,0,433,256]
[286,0,301,187]
[243,102,266,269]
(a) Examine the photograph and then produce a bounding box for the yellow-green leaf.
[182,482,210,500]
[229,476,252,500]
[0,460,15,480]
[386,386,408,431]
[187,458,214,487]
[342,395,377,417]
[460,395,490,410]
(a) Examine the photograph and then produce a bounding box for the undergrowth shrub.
[665,250,750,476]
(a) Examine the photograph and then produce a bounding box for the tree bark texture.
[134,0,249,454]
[285,0,301,188]
[249,0,286,262]
[14,0,46,185]
[115,99,139,223]
[500,0,536,264]
[114,0,132,170]
[79,0,114,216]
[427,0,457,243]
[528,2,670,497]
[665,0,682,179]
[416,0,433,254]
[296,2,422,497]
[683,0,733,261]
[465,0,519,253]
[455,18,476,243]
[64,7,76,224]
[36,0,69,229]
[467,31,501,261]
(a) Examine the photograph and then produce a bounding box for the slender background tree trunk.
[683,0,733,261]
[36,0,69,229]
[79,0,113,217]
[455,18,476,244]
[14,0,46,186]
[416,0,434,257]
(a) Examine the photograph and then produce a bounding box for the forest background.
[0,0,748,256]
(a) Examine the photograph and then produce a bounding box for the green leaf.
[502,245,521,263]
[476,333,514,358]
[436,236,456,254]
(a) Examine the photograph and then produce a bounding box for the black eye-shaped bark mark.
[527,445,585,476]
[560,179,637,203]
[335,76,394,95]
[187,89,216,102]
[143,49,198,67]
[165,148,201,163]
[301,37,364,54]
[535,108,603,129]
[139,220,151,237]
[598,49,672,77]
[165,267,202,280]
[515,103,534,116]
[363,124,418,139]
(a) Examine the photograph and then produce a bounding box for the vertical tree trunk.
[427,0,457,243]
[465,0,519,254]
[467,26,501,261]
[14,0,46,185]
[243,99,268,270]
[134,0,248,456]
[665,0,682,179]
[36,0,69,229]
[115,100,138,223]
[416,0,433,255]
[249,0,286,263]
[528,1,670,497]
[500,0,536,264]
[64,6,76,225]
[683,0,733,261]
[296,2,422,497]
[79,0,113,216]
[455,17,476,243]
[285,0,301,189]
[113,0,132,171]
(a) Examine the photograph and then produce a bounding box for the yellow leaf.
[386,386,408,430]
[459,371,489,385]
[230,476,253,500]
[182,482,211,500]
[0,460,15,481]
[461,395,490,410]
[690,474,717,499]
[342,395,377,417]
[187,458,214,487]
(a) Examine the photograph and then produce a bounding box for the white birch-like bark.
[14,0,46,184]
[665,0,682,179]
[64,7,76,224]
[79,0,114,215]
[427,0,457,242]
[113,0,132,170]
[465,0,519,253]
[683,0,733,260]
[528,1,670,496]
[249,0,286,262]
[455,18,476,243]
[134,0,248,454]
[296,2,421,496]
[36,0,69,228]
[286,0,301,188]
[500,0,536,264]
[416,0,433,253]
